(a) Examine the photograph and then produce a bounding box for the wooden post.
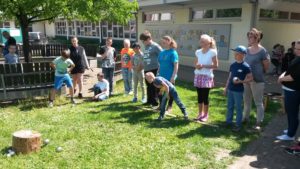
[12,130,41,154]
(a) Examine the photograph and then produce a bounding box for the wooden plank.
[39,62,47,84]
[4,64,13,88]
[45,62,51,83]
[23,63,34,87]
[34,62,41,85]
[0,64,5,74]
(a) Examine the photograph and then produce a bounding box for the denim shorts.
[54,74,73,90]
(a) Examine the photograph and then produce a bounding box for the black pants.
[284,90,300,137]
[145,69,159,106]
[196,87,210,105]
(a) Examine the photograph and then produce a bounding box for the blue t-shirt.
[153,76,175,90]
[4,53,19,64]
[158,49,178,81]
[228,61,251,92]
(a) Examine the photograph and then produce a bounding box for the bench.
[0,62,54,101]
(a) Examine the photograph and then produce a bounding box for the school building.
[137,0,300,71]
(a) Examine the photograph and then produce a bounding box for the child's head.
[106,37,113,46]
[161,36,177,49]
[145,72,155,83]
[61,49,71,59]
[231,45,247,62]
[8,45,17,54]
[97,72,104,81]
[123,39,130,48]
[139,30,152,45]
[132,42,141,53]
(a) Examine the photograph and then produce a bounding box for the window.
[259,9,289,19]
[192,9,213,20]
[145,13,159,22]
[144,12,174,22]
[55,20,67,35]
[160,13,172,21]
[55,20,100,37]
[101,20,136,40]
[216,8,242,18]
[291,12,300,20]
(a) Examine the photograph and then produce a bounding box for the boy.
[120,39,135,95]
[4,44,19,64]
[49,49,75,107]
[97,37,116,96]
[92,72,110,101]
[145,72,188,120]
[132,43,146,103]
[224,45,253,131]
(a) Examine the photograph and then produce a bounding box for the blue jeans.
[226,90,243,127]
[122,68,132,93]
[284,89,300,137]
[102,67,114,94]
[160,88,187,117]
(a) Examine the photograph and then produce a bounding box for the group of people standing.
[271,42,296,75]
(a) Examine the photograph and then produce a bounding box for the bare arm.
[223,72,231,96]
[82,49,90,69]
[50,63,56,69]
[262,59,270,73]
[170,62,178,83]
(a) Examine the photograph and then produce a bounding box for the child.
[224,45,253,131]
[92,72,110,101]
[145,72,188,120]
[132,43,146,103]
[4,44,19,64]
[120,39,135,95]
[49,49,75,107]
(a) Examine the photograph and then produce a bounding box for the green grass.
[0,81,280,169]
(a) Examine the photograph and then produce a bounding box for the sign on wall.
[146,24,231,60]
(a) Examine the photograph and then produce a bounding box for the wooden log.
[12,130,41,154]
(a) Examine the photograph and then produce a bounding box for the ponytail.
[162,36,177,49]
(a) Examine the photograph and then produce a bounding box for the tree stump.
[12,130,41,154]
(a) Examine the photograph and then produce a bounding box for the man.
[139,30,162,108]
[2,31,17,56]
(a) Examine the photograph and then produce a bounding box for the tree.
[0,0,138,62]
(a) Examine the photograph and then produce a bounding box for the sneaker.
[283,129,288,134]
[132,98,138,103]
[285,145,300,156]
[71,99,76,105]
[152,105,160,110]
[78,93,83,99]
[232,126,241,132]
[183,114,189,120]
[128,91,133,95]
[200,113,208,122]
[276,134,295,141]
[194,112,204,121]
[48,101,53,108]
[141,98,147,104]
[253,125,262,131]
[157,115,164,121]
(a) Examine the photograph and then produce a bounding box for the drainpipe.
[250,0,259,29]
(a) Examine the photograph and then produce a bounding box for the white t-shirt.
[94,79,109,96]
[194,48,217,78]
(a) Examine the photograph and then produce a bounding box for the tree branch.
[29,16,57,23]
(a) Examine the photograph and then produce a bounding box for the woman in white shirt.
[194,34,219,122]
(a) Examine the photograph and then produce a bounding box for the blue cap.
[231,45,247,54]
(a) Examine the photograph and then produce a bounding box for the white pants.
[243,82,265,123]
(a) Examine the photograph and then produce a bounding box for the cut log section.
[12,130,41,154]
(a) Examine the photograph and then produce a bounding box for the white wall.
[32,22,55,37]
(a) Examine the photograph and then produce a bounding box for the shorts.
[194,74,214,88]
[71,67,85,74]
[54,74,73,90]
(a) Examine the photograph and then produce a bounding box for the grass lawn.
[0,81,280,169]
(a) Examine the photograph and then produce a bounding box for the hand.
[233,79,242,84]
[223,88,227,96]
[196,64,203,69]
[277,77,283,84]
[170,77,175,84]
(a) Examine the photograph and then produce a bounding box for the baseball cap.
[231,45,247,54]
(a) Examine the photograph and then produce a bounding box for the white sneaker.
[48,102,53,108]
[128,91,133,95]
[283,129,288,134]
[276,134,295,141]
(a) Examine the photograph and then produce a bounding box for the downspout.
[250,0,259,29]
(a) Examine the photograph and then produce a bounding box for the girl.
[194,34,218,122]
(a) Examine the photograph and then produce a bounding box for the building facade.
[137,0,300,71]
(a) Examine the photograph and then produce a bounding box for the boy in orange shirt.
[120,39,135,95]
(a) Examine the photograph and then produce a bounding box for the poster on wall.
[145,24,231,60]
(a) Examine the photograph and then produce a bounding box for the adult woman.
[69,37,90,98]
[243,28,270,130]
[276,40,300,141]
[194,34,218,122]
[158,36,179,113]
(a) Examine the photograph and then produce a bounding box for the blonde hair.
[200,34,216,49]
[162,36,177,49]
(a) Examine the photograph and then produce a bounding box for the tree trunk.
[12,130,41,154]
[19,16,31,63]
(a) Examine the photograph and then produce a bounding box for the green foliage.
[0,0,138,24]
[0,82,280,168]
